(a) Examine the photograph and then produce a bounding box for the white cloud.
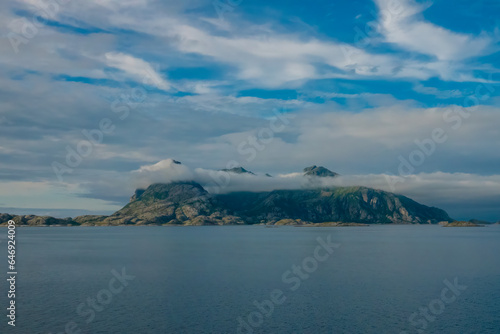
[181,103,500,178]
[169,24,435,86]
[413,84,464,99]
[4,0,493,89]
[128,159,336,193]
[87,0,150,10]
[374,0,492,60]
[172,94,310,117]
[131,159,194,188]
[104,52,171,91]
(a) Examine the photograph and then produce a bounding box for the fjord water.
[1,225,499,334]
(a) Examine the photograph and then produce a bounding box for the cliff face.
[102,182,244,226]
[0,181,452,226]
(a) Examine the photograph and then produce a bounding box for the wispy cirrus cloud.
[104,52,171,91]
[413,84,465,99]
[374,0,493,60]
[169,24,452,87]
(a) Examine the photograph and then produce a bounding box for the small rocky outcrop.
[440,221,484,227]
[0,213,76,226]
[274,219,311,225]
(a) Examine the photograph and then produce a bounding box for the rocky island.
[439,221,484,227]
[0,164,463,226]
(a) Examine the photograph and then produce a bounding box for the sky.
[0,0,499,221]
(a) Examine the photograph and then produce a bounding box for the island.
[0,164,491,227]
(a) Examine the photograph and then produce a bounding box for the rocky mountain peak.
[219,167,255,175]
[303,165,339,177]
[133,181,208,204]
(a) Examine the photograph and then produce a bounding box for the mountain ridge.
[0,180,453,226]
[0,162,466,226]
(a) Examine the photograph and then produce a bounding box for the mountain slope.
[107,182,244,225]
[216,186,450,224]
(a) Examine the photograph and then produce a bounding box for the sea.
[0,225,499,334]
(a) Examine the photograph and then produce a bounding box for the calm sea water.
[0,225,499,334]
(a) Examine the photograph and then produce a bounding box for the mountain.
[82,180,450,225]
[0,164,455,226]
[303,165,339,177]
[219,167,255,175]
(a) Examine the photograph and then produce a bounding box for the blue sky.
[0,0,499,220]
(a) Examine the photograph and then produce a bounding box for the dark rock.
[303,165,339,177]
[130,189,145,202]
[219,167,255,175]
